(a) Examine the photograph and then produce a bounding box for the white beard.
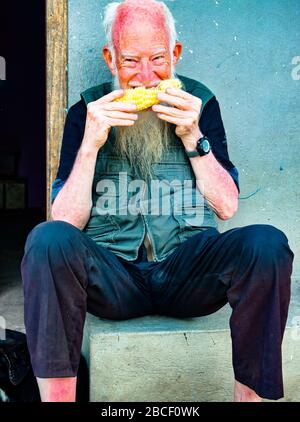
[112,70,177,181]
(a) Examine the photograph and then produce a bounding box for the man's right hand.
[81,89,138,152]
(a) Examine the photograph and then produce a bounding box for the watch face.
[202,139,210,153]
[197,137,210,155]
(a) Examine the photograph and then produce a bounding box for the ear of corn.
[114,78,182,111]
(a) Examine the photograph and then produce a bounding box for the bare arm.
[51,146,98,230]
[185,146,238,220]
[51,89,138,229]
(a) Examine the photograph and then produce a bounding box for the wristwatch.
[185,136,211,158]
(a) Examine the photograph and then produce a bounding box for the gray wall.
[68,0,300,276]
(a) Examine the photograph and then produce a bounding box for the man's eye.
[154,56,164,60]
[125,59,137,63]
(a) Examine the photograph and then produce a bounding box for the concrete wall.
[68,0,300,276]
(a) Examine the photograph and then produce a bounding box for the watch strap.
[184,149,200,158]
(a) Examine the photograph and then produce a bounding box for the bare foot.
[234,380,262,402]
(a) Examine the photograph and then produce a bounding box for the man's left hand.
[152,88,203,150]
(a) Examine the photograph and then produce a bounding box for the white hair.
[102,1,178,69]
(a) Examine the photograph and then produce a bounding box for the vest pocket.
[151,164,203,220]
[172,186,215,241]
[84,213,120,243]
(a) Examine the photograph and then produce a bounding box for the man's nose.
[138,60,157,87]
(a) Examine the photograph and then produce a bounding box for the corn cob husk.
[114,78,182,111]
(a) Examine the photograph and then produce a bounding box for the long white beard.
[112,71,177,181]
[114,108,172,181]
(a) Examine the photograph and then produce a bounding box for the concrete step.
[82,278,300,402]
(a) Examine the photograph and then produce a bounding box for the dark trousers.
[21,221,294,400]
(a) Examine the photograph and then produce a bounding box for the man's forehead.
[117,21,168,38]
[116,25,169,54]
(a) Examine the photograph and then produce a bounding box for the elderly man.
[21,0,293,402]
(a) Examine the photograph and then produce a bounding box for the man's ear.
[172,42,183,66]
[102,45,116,76]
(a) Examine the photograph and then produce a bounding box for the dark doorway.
[0,0,46,331]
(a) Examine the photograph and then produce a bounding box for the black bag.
[0,329,40,402]
[0,329,89,402]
